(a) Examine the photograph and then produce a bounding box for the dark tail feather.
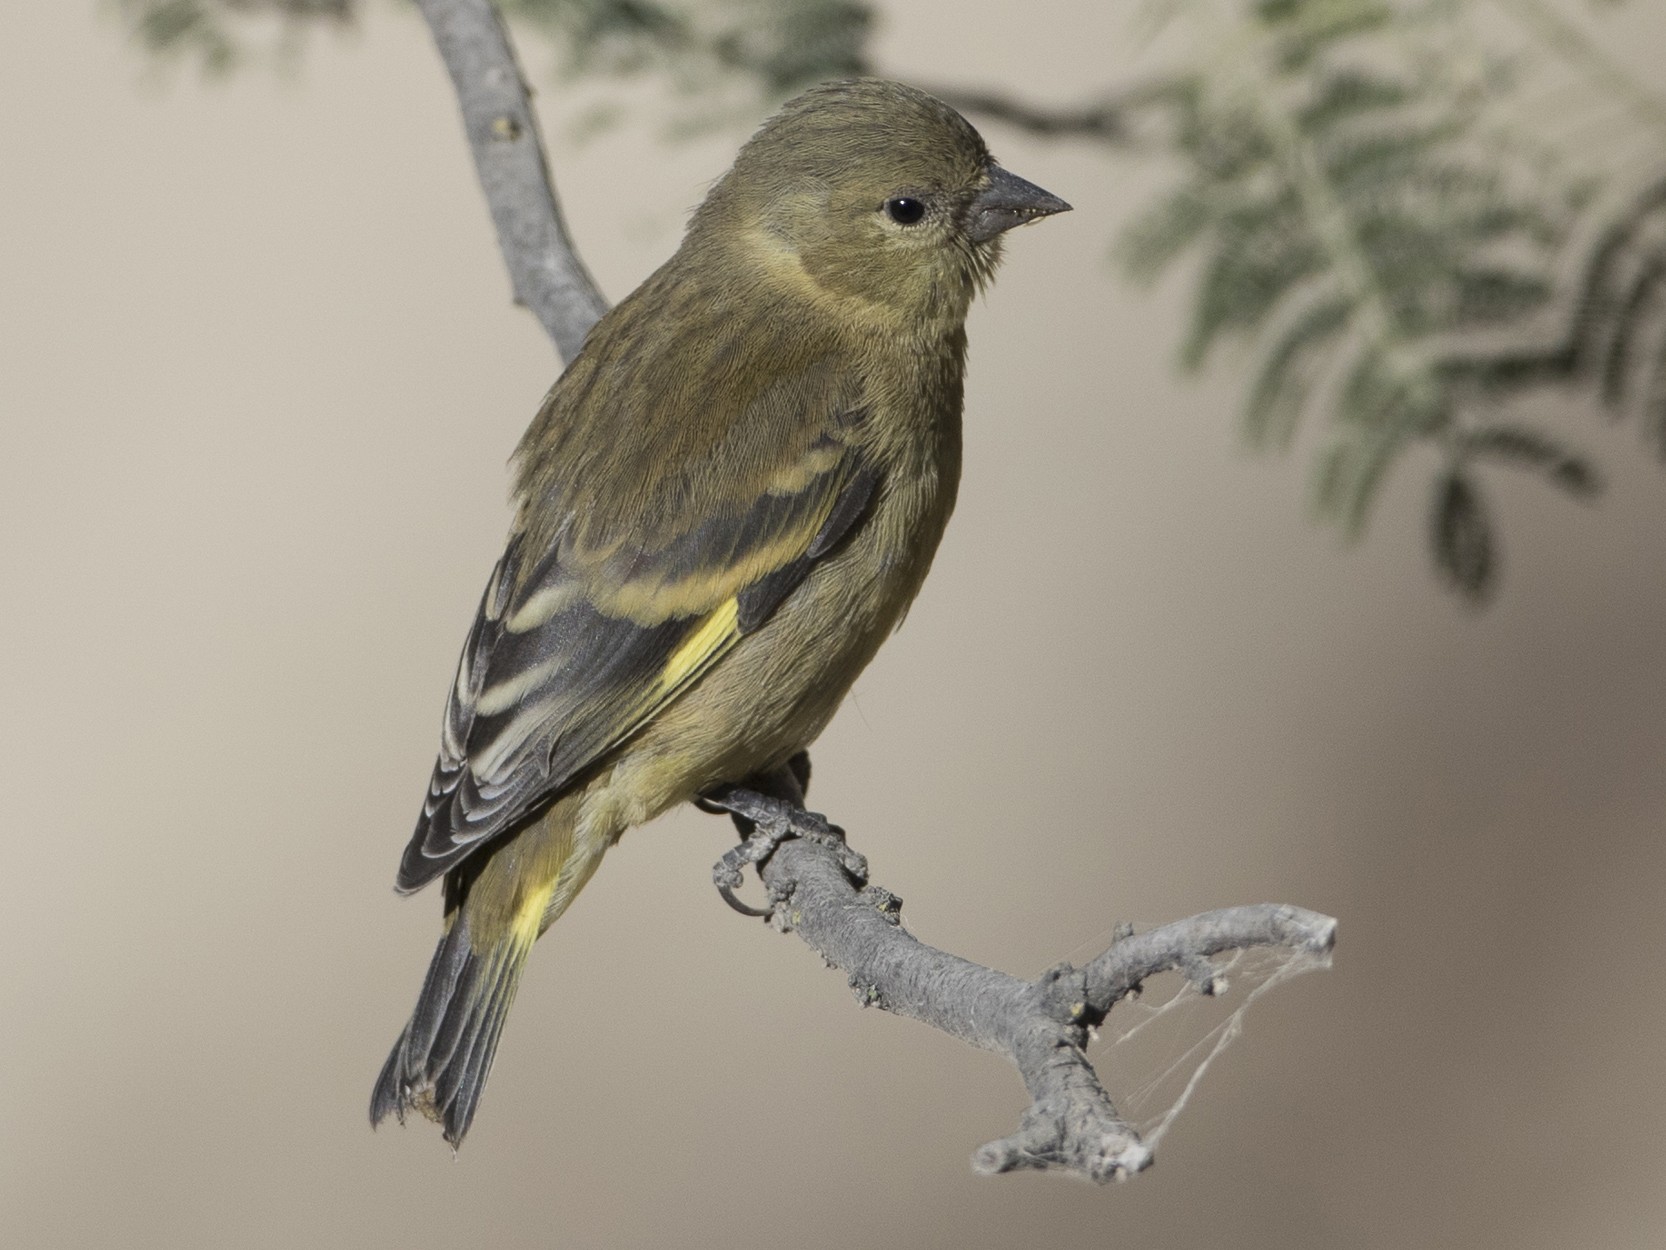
[369,911,533,1147]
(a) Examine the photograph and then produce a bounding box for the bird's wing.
[396,357,876,893]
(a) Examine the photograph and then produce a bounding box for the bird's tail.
[369,800,606,1146]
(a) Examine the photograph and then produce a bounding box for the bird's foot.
[703,785,868,916]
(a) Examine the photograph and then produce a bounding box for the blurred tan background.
[5,3,1666,1247]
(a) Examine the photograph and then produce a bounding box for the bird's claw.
[763,801,867,884]
[712,827,780,916]
[704,786,868,914]
[717,880,772,918]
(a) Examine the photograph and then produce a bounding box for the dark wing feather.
[396,355,874,893]
[736,462,879,631]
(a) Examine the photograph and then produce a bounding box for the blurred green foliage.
[493,0,872,131]
[498,0,870,92]
[117,0,351,72]
[1117,0,1665,600]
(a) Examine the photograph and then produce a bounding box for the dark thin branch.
[414,0,607,362]
[925,78,1184,149]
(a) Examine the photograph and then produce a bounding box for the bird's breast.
[595,339,967,816]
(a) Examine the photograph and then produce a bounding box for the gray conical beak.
[967,165,1071,243]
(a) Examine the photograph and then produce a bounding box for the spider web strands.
[1104,945,1332,1150]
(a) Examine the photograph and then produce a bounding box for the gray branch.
[414,0,607,362]
[711,780,1336,1183]
[413,0,1337,1182]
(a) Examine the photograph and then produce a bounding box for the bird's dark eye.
[884,197,926,225]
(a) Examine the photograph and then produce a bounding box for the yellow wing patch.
[572,596,741,782]
[660,596,740,691]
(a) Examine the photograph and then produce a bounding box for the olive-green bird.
[370,78,1068,1145]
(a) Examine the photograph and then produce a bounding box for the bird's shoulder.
[511,253,873,574]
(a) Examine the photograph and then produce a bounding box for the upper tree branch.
[414,0,607,362]
[925,78,1183,149]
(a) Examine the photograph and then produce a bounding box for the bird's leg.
[699,752,868,916]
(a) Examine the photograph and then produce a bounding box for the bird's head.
[690,79,1070,335]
